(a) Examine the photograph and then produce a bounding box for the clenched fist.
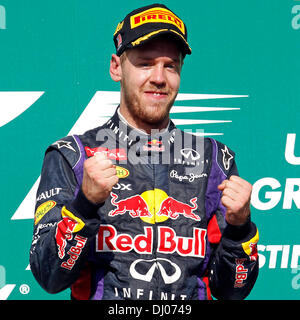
[218,175,252,226]
[82,152,119,205]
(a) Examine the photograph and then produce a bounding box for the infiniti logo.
[129,258,181,284]
[180,148,201,161]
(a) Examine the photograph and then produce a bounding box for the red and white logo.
[96,224,206,258]
[56,217,77,259]
[85,146,127,160]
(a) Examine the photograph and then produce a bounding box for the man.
[30,4,259,300]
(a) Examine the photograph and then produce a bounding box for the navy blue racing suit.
[30,108,259,300]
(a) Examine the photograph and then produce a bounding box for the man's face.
[117,37,182,131]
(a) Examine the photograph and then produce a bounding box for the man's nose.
[149,64,166,87]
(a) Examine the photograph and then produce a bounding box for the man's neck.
[118,106,170,135]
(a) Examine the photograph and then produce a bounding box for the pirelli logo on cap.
[130,7,185,35]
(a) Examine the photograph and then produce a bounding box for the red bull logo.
[55,206,86,259]
[61,234,87,270]
[157,197,200,221]
[242,229,259,261]
[96,224,206,258]
[108,189,200,223]
[234,258,248,288]
[109,192,151,218]
[56,217,77,259]
[98,190,205,257]
[249,242,258,262]
[143,139,165,152]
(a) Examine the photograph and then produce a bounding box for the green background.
[0,0,299,299]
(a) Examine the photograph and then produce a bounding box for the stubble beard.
[122,83,177,128]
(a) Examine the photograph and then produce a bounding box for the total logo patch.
[85,146,127,160]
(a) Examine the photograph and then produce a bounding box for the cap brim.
[129,29,192,56]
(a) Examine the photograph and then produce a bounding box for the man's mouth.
[145,91,168,98]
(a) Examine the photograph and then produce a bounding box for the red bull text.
[56,217,77,259]
[234,258,248,288]
[61,235,87,270]
[55,216,87,270]
[96,225,206,258]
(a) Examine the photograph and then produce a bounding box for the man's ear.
[110,54,122,82]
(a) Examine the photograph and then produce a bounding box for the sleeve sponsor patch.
[34,200,56,225]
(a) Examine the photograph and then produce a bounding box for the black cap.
[113,3,192,57]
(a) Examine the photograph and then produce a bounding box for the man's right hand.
[81,152,119,205]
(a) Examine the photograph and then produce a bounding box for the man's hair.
[119,51,127,66]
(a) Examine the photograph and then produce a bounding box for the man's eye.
[166,64,179,71]
[139,62,150,67]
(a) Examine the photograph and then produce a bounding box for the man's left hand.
[217,175,252,226]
